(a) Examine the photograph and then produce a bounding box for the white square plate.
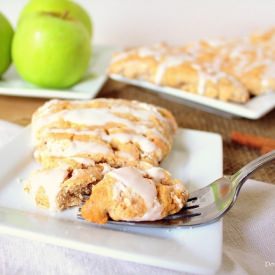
[110,74,275,119]
[0,45,116,100]
[0,127,223,274]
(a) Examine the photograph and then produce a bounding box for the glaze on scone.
[81,166,189,224]
[32,98,177,167]
[109,28,275,102]
[24,99,188,219]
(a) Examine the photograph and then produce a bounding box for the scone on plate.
[24,98,189,223]
[109,28,275,102]
[109,42,249,103]
[81,165,189,224]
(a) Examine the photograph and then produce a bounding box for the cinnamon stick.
[231,131,275,150]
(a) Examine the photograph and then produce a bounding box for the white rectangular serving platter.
[110,74,275,119]
[0,45,117,100]
[0,127,223,274]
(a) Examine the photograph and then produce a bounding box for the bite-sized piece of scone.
[32,98,177,167]
[24,164,106,211]
[81,166,188,224]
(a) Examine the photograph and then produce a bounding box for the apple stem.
[62,11,70,19]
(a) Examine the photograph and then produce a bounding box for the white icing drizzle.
[197,71,207,95]
[34,110,65,130]
[59,108,168,145]
[109,132,156,153]
[70,157,95,166]
[110,167,163,221]
[63,108,133,128]
[137,44,168,60]
[25,167,69,210]
[155,54,194,85]
[111,44,168,64]
[129,198,163,222]
[149,128,170,145]
[48,128,104,136]
[262,61,275,79]
[171,192,184,208]
[100,163,112,174]
[47,127,161,158]
[146,167,167,181]
[110,104,166,123]
[116,150,135,160]
[43,139,112,158]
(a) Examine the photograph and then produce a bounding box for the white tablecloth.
[0,120,274,275]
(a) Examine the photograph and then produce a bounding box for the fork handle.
[231,150,275,188]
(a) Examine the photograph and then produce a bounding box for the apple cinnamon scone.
[32,98,177,167]
[24,98,190,222]
[109,28,275,103]
[81,166,189,224]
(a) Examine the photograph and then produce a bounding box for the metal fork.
[78,150,275,228]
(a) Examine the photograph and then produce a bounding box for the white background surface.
[1,0,275,46]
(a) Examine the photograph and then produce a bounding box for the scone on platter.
[109,28,275,103]
[81,165,189,224]
[24,98,189,224]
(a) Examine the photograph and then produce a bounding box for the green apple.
[0,12,14,77]
[12,12,91,88]
[18,0,93,37]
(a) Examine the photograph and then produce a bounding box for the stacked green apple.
[12,0,93,89]
[0,12,14,78]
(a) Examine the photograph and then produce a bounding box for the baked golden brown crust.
[109,29,275,102]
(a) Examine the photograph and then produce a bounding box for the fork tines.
[77,196,201,223]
